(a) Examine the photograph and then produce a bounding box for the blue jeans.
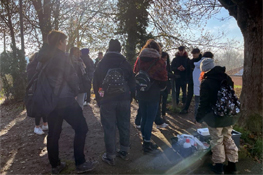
[195,96,200,118]
[139,100,159,142]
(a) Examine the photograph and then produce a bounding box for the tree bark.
[218,0,263,132]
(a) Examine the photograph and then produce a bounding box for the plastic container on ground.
[231,130,241,148]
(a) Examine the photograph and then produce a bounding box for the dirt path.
[0,98,262,174]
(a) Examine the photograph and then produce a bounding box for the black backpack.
[102,60,127,95]
[135,58,158,92]
[213,79,241,117]
[25,58,62,117]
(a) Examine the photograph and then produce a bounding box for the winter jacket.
[81,54,95,80]
[193,57,207,96]
[71,57,90,94]
[36,43,79,108]
[187,54,202,84]
[163,52,173,93]
[171,52,189,81]
[196,66,237,128]
[26,53,39,82]
[93,51,135,105]
[133,48,167,103]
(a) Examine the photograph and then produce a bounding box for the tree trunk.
[218,0,263,133]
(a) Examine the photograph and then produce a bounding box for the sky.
[0,6,244,59]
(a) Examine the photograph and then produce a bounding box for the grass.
[234,85,242,89]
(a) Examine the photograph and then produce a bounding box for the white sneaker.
[42,125,48,131]
[136,125,141,129]
[83,102,88,106]
[34,127,45,135]
[157,123,169,129]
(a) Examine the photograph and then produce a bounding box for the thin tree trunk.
[19,0,25,54]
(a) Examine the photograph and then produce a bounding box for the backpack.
[213,79,241,117]
[135,58,158,92]
[25,58,62,117]
[102,60,127,95]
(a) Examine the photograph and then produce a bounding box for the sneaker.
[42,125,48,131]
[157,123,169,129]
[136,125,141,129]
[51,162,67,174]
[117,151,129,161]
[76,160,98,174]
[34,127,45,135]
[83,101,88,106]
[143,142,159,154]
[101,153,115,166]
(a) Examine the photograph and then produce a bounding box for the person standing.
[80,48,94,105]
[133,39,167,153]
[171,46,189,105]
[196,58,238,174]
[38,30,97,174]
[180,48,202,114]
[26,53,48,135]
[93,39,135,165]
[94,51,103,68]
[193,51,213,118]
[69,47,90,109]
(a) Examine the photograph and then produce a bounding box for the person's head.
[203,51,214,59]
[191,48,201,58]
[178,46,186,56]
[47,30,67,52]
[108,39,121,52]
[161,52,169,62]
[70,47,80,58]
[141,39,161,54]
[200,58,215,72]
[98,52,103,60]
[80,48,89,57]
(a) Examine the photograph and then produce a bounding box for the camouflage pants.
[208,126,238,163]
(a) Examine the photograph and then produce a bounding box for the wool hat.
[200,58,215,72]
[81,48,89,55]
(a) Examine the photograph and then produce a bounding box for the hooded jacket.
[187,54,202,84]
[93,51,135,105]
[35,43,79,108]
[192,57,207,96]
[196,66,237,127]
[133,48,168,102]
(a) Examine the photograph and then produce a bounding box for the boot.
[143,141,158,153]
[224,162,238,174]
[211,163,224,174]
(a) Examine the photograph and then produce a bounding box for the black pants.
[160,89,168,116]
[183,82,193,111]
[35,116,47,125]
[175,79,186,104]
[47,101,88,168]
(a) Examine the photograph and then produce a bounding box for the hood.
[139,48,160,62]
[204,66,227,81]
[175,51,188,57]
[101,51,126,66]
[36,43,61,63]
[194,57,208,69]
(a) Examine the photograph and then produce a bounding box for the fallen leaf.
[244,169,251,172]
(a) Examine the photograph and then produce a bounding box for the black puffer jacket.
[36,43,79,108]
[93,51,135,105]
[171,52,189,81]
[196,66,237,127]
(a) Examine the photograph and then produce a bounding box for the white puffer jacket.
[193,57,207,96]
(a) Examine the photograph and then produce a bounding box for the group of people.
[26,30,238,174]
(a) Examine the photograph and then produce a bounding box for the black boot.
[224,162,238,174]
[143,141,158,153]
[212,163,224,174]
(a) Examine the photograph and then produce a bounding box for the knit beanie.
[200,58,215,72]
[81,48,89,55]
